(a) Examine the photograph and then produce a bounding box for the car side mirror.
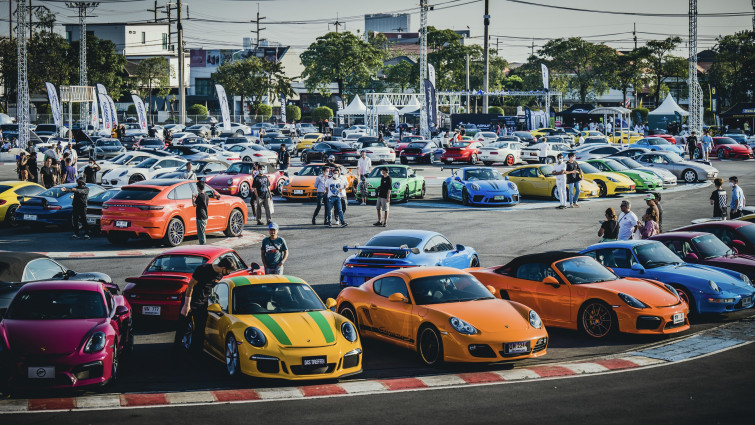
[65,269,76,278]
[684,253,699,262]
[325,298,337,310]
[455,244,465,252]
[733,240,746,248]
[486,285,495,295]
[154,166,161,170]
[539,174,545,179]
[631,263,645,273]
[542,276,560,287]
[114,305,129,316]
[409,174,416,178]
[294,171,298,175]
[454,176,461,182]
[389,293,408,303]
[207,303,223,313]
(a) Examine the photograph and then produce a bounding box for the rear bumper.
[127,298,182,321]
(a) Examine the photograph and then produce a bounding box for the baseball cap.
[268,222,279,230]
[644,194,655,201]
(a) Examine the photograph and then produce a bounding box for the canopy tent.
[649,93,689,116]
[589,106,632,139]
[375,96,399,115]
[337,95,367,116]
[720,102,755,132]
[398,96,421,114]
[0,113,13,125]
[556,103,595,127]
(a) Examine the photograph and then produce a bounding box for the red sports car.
[441,141,484,164]
[695,137,753,160]
[648,134,677,145]
[123,246,263,321]
[205,162,289,198]
[0,280,133,389]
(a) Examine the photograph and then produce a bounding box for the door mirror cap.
[455,244,465,252]
[539,174,546,179]
[542,276,560,287]
[66,269,77,278]
[684,252,699,262]
[486,285,496,295]
[388,293,408,303]
[631,263,645,272]
[115,305,129,316]
[325,298,337,310]
[207,303,223,313]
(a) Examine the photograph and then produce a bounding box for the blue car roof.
[582,240,655,251]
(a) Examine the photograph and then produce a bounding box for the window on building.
[162,33,168,50]
[195,79,214,97]
[141,32,146,44]
[66,31,72,42]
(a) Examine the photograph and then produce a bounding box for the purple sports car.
[0,280,132,390]
[650,232,755,281]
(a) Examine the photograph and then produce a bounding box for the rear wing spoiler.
[125,274,189,284]
[342,245,420,255]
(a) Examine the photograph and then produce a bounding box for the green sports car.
[364,165,426,203]
[587,158,663,192]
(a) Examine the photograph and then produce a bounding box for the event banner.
[280,95,287,123]
[215,84,231,131]
[91,101,99,131]
[96,84,111,133]
[107,95,118,127]
[131,95,148,131]
[428,64,436,88]
[44,82,62,130]
[334,96,344,125]
[423,79,437,129]
[541,64,549,90]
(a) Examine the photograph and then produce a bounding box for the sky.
[1,0,753,62]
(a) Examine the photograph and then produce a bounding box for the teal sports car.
[364,165,425,203]
[587,158,663,192]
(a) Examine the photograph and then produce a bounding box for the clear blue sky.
[2,0,752,61]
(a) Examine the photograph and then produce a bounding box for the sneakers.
[557,205,567,209]
[70,234,79,239]
[373,222,382,226]
[360,202,366,206]
[382,222,387,227]
[256,220,263,225]
[328,223,333,228]
[341,222,348,228]
[573,203,580,208]
[83,234,90,240]
[312,218,317,225]
[334,220,340,226]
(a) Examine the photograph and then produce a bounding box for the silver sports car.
[636,152,718,183]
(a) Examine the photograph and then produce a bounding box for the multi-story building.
[365,13,411,35]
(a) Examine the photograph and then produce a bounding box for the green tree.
[255,104,272,120]
[488,106,504,115]
[132,57,172,123]
[708,30,755,105]
[607,48,650,106]
[286,104,301,122]
[632,107,650,124]
[663,55,689,102]
[300,31,385,98]
[312,106,333,123]
[383,60,415,92]
[640,36,682,105]
[213,56,293,117]
[537,37,615,103]
[187,104,208,116]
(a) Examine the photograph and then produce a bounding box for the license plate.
[301,355,327,368]
[87,217,97,224]
[741,296,752,306]
[115,220,129,228]
[506,341,529,354]
[672,312,684,324]
[142,306,161,316]
[494,196,506,200]
[369,191,376,197]
[28,366,54,379]
[293,190,304,195]
[23,214,37,221]
[407,156,415,160]
[529,152,536,156]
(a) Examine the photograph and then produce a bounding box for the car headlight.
[392,182,401,189]
[283,179,289,186]
[618,293,646,309]
[663,283,680,298]
[606,176,619,182]
[529,310,542,329]
[244,327,267,347]
[508,182,517,190]
[83,331,107,353]
[119,170,128,177]
[341,322,357,342]
[708,280,721,293]
[470,183,481,191]
[226,178,233,185]
[449,317,477,335]
[739,274,752,287]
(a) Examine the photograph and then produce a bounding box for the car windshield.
[38,187,71,198]
[735,224,755,245]
[111,187,161,201]
[691,234,733,259]
[7,290,106,320]
[304,134,320,140]
[410,274,494,305]
[297,165,322,176]
[663,152,684,162]
[233,283,325,314]
[451,142,470,148]
[142,139,162,145]
[513,132,532,139]
[366,235,422,248]
[226,163,254,175]
[362,141,384,148]
[272,138,292,144]
[717,137,737,145]
[146,255,206,273]
[649,138,670,145]
[407,142,428,149]
[578,162,600,173]
[135,158,158,168]
[97,140,120,147]
[464,169,502,180]
[602,159,628,171]
[90,190,118,203]
[634,242,683,268]
[615,157,642,168]
[584,137,606,143]
[368,166,407,178]
[555,257,617,284]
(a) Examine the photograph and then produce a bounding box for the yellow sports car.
[578,162,636,197]
[198,275,362,380]
[607,131,643,145]
[296,133,325,151]
[577,131,606,139]
[502,165,599,201]
[530,128,556,138]
[0,180,45,226]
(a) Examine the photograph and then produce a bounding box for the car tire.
[442,184,449,201]
[470,154,478,165]
[694,147,701,159]
[595,180,608,197]
[400,157,408,164]
[129,174,145,184]
[225,334,241,378]
[482,161,493,166]
[5,205,19,228]
[338,303,359,335]
[224,208,245,237]
[243,156,252,162]
[417,325,444,367]
[106,343,119,386]
[506,155,515,166]
[682,169,698,183]
[238,182,251,199]
[717,148,725,159]
[469,255,480,268]
[163,217,185,247]
[418,182,426,199]
[276,178,286,195]
[551,186,560,201]
[579,300,616,338]
[107,232,130,245]
[673,285,697,315]
[546,156,555,164]
[462,189,471,206]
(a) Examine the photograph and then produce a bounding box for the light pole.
[482,0,490,112]
[66,2,99,131]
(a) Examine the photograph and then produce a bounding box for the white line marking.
[417,374,467,387]
[561,363,609,374]
[493,368,541,380]
[165,391,216,404]
[75,394,121,409]
[254,387,304,400]
[339,380,386,394]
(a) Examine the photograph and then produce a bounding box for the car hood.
[584,278,680,308]
[239,310,339,348]
[671,160,715,171]
[468,179,516,192]
[721,144,751,152]
[419,298,531,333]
[650,263,751,291]
[289,176,317,187]
[3,318,104,355]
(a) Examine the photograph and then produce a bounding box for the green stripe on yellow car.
[230,276,252,287]
[283,275,305,284]
[307,311,335,343]
[254,314,292,345]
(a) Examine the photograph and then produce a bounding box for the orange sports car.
[280,163,357,200]
[101,178,248,246]
[468,252,690,338]
[336,267,548,366]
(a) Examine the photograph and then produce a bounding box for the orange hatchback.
[101,179,248,246]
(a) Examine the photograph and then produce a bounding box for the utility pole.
[530,38,535,57]
[330,13,343,33]
[28,0,32,44]
[466,53,470,112]
[8,0,12,41]
[251,3,266,48]
[178,0,185,125]
[147,0,164,23]
[66,2,99,130]
[419,0,430,139]
[752,0,754,31]
[633,23,637,49]
[16,0,29,149]
[496,37,499,55]
[482,0,490,111]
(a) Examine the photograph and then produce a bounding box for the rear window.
[8,290,106,320]
[111,188,161,201]
[146,255,206,273]
[0,185,11,194]
[366,235,423,248]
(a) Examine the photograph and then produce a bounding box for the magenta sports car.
[0,281,133,390]
[650,232,755,281]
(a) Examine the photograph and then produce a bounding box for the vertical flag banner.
[91,101,99,130]
[393,109,400,128]
[334,96,344,126]
[280,95,287,123]
[131,94,148,131]
[423,79,437,129]
[107,95,118,127]
[541,64,549,90]
[96,84,111,133]
[45,82,62,130]
[215,84,231,131]
[428,64,436,88]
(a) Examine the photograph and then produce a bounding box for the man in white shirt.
[538,139,549,164]
[325,169,348,227]
[181,162,197,180]
[552,153,568,209]
[617,200,639,240]
[356,150,372,205]
[64,144,78,165]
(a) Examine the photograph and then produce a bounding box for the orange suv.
[101,179,248,246]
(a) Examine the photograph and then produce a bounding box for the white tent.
[0,113,13,124]
[375,96,399,115]
[398,96,420,114]
[649,93,689,116]
[337,95,367,115]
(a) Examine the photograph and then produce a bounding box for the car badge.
[40,346,46,351]
[504,325,509,328]
[307,339,311,343]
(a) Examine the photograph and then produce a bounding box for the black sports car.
[300,141,359,164]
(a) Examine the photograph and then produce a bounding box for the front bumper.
[236,342,362,381]
[281,187,317,199]
[696,291,755,314]
[6,350,113,389]
[467,192,520,206]
[615,303,691,335]
[440,330,548,363]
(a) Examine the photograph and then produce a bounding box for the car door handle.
[370,304,377,310]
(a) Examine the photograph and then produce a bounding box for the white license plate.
[87,217,97,224]
[672,312,684,324]
[741,296,752,305]
[369,191,376,197]
[507,341,529,354]
[28,366,54,379]
[142,306,161,316]
[494,196,506,200]
[24,214,37,221]
[407,156,415,160]
[115,220,129,228]
[293,190,304,195]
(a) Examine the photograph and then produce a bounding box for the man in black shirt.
[61,178,90,239]
[374,167,392,227]
[83,158,101,184]
[687,131,698,160]
[278,143,290,173]
[40,158,58,189]
[193,180,217,245]
[565,152,582,208]
[174,257,235,356]
[252,168,272,225]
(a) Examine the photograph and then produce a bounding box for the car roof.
[157,245,235,257]
[127,178,191,188]
[18,280,103,293]
[678,221,752,230]
[370,229,440,240]
[584,240,654,250]
[650,231,709,240]
[0,251,50,282]
[501,251,580,270]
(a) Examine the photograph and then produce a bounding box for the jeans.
[197,218,207,245]
[265,265,283,275]
[568,181,581,204]
[327,196,345,224]
[313,192,326,221]
[173,304,208,357]
[71,208,89,236]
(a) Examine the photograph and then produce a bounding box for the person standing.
[617,200,639,240]
[538,139,548,164]
[598,208,619,242]
[552,153,568,209]
[312,166,329,225]
[83,158,101,184]
[701,130,713,161]
[61,178,90,240]
[326,167,348,227]
[27,152,38,183]
[63,157,78,183]
[175,257,234,356]
[565,152,582,207]
[687,130,698,160]
[730,176,745,219]
[645,194,663,232]
[64,144,78,166]
[278,143,290,173]
[194,180,209,245]
[640,209,660,239]
[181,162,197,180]
[40,158,58,189]
[260,222,288,274]
[357,150,372,206]
[16,152,29,181]
[710,178,728,220]
[252,166,272,225]
[374,167,392,227]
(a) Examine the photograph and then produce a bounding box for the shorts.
[376,197,389,211]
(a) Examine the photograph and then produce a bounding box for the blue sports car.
[441,167,520,206]
[15,183,106,228]
[580,240,755,314]
[633,137,685,155]
[340,229,479,287]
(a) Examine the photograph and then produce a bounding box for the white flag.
[107,95,118,127]
[98,93,112,134]
[280,95,287,123]
[215,84,231,131]
[541,64,549,90]
[131,95,149,131]
[393,110,400,128]
[428,64,436,88]
[91,101,99,130]
[44,82,62,130]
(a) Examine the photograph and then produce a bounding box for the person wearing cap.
[61,178,90,239]
[644,193,662,233]
[278,143,290,173]
[261,222,288,275]
[701,130,713,161]
[687,130,698,160]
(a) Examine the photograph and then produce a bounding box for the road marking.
[75,394,121,409]
[561,362,609,374]
[339,380,386,394]
[379,377,428,390]
[166,391,216,404]
[630,335,745,362]
[417,374,467,387]
[28,397,75,411]
[458,372,505,384]
[254,387,304,400]
[492,368,541,381]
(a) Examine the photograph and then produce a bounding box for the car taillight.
[44,204,61,210]
[254,153,263,157]
[137,205,164,210]
[0,200,6,205]
[228,157,241,161]
[365,151,373,154]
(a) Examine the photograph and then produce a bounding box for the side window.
[592,162,607,171]
[507,169,522,177]
[663,241,683,257]
[210,283,229,312]
[375,276,409,298]
[514,262,557,281]
[424,235,453,252]
[23,258,66,281]
[15,185,43,196]
[314,143,326,151]
[595,248,636,269]
[104,290,115,313]
[214,252,245,271]
[174,183,194,200]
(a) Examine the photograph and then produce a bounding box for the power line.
[505,0,754,18]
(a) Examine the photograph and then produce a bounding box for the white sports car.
[100,156,187,187]
[191,144,242,163]
[223,143,278,165]
[475,131,499,145]
[78,151,168,184]
[479,141,524,166]
[356,140,396,164]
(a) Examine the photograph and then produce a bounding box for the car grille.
[342,352,360,369]
[289,363,336,376]
[533,337,547,353]
[255,358,280,374]
[664,319,688,330]
[467,344,497,358]
[636,316,662,330]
